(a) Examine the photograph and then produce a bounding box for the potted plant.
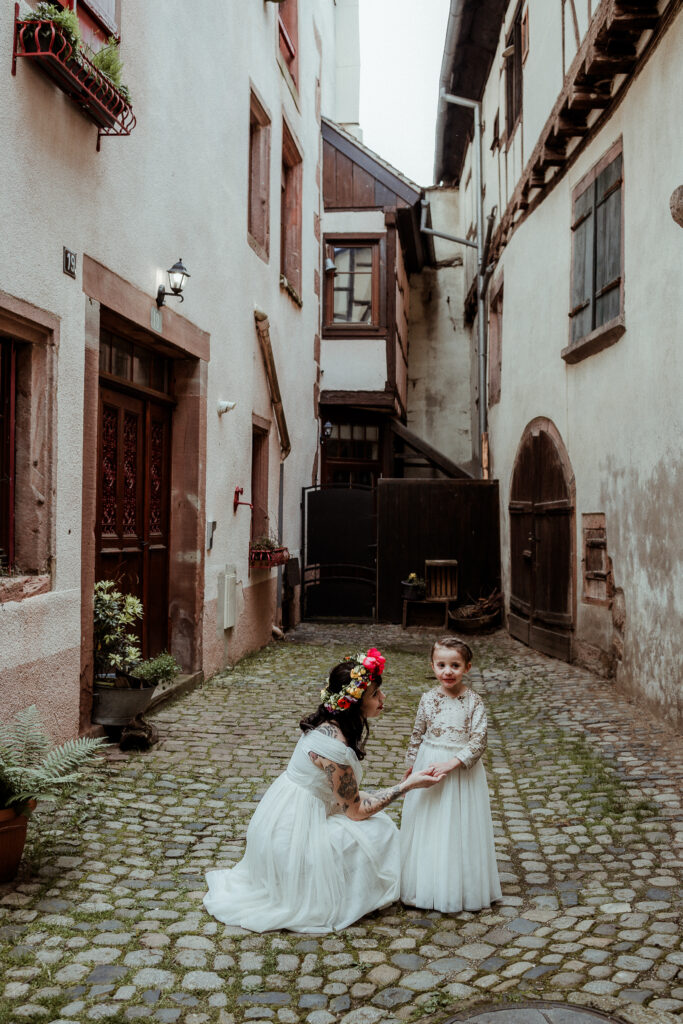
[92,581,156,726]
[19,2,82,61]
[401,572,425,600]
[129,651,180,689]
[0,705,105,882]
[249,533,290,568]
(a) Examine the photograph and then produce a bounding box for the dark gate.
[97,385,172,656]
[376,479,500,623]
[301,484,376,619]
[509,427,574,660]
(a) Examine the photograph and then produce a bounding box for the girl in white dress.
[204,647,441,933]
[400,636,501,913]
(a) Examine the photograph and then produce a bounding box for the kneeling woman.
[204,648,440,933]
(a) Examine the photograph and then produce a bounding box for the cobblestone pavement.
[1,626,681,1024]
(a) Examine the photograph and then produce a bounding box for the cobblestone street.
[1,626,681,1024]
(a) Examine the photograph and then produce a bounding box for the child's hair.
[430,635,473,665]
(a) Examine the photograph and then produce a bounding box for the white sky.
[358,0,451,187]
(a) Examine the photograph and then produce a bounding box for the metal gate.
[301,484,376,620]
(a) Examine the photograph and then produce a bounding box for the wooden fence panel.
[377,479,500,623]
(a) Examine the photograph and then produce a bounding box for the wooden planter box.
[249,546,289,569]
[13,15,136,144]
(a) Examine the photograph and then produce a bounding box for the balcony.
[12,11,136,149]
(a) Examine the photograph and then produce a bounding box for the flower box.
[249,546,290,569]
[13,16,136,144]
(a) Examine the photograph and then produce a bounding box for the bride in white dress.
[204,647,441,933]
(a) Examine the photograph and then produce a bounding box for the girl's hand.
[401,766,413,782]
[429,758,461,777]
[405,769,443,790]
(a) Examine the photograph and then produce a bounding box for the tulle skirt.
[400,737,501,912]
[204,771,400,933]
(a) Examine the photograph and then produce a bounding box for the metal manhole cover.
[442,1001,629,1024]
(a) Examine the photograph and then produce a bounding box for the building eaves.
[434,0,508,185]
[322,116,423,204]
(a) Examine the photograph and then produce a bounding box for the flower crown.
[320,647,386,713]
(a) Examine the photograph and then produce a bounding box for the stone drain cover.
[442,1001,628,1024]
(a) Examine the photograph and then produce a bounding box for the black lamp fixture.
[321,420,333,443]
[156,258,190,308]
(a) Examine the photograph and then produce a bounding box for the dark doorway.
[508,425,574,660]
[96,385,172,657]
[302,484,376,619]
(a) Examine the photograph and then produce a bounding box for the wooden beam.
[254,311,291,460]
[389,421,472,479]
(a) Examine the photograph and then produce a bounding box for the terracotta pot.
[92,681,157,726]
[0,804,34,883]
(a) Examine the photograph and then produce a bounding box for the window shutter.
[570,187,594,343]
[594,154,622,328]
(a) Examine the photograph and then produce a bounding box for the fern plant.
[85,36,132,103]
[0,706,106,815]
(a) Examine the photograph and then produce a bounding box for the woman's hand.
[404,768,444,790]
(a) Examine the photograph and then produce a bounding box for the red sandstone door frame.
[81,256,210,730]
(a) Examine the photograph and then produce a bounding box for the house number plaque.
[63,247,77,278]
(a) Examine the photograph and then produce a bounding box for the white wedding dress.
[204,730,400,933]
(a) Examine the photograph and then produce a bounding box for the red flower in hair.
[337,696,351,710]
[366,647,386,674]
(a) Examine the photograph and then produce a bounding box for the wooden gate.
[301,484,376,619]
[96,386,172,656]
[508,426,574,660]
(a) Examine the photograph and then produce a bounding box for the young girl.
[400,636,501,912]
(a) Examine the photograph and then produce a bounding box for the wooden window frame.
[57,0,120,48]
[488,275,503,407]
[505,3,524,145]
[248,90,271,262]
[563,138,625,364]
[251,421,270,544]
[280,119,303,304]
[521,6,530,63]
[278,0,299,89]
[322,234,385,338]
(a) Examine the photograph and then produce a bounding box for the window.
[322,422,380,487]
[251,423,269,543]
[505,4,524,139]
[488,280,503,407]
[323,236,382,331]
[566,143,624,361]
[99,330,171,394]
[0,340,16,569]
[278,0,298,87]
[248,92,271,259]
[521,6,529,63]
[68,0,120,50]
[281,121,303,301]
[582,514,612,605]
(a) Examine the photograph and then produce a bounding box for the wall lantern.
[324,257,337,276]
[321,420,333,443]
[156,258,190,307]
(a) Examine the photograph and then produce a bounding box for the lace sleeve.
[405,695,428,766]
[458,694,488,768]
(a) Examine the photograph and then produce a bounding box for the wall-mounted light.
[321,420,333,443]
[324,257,337,276]
[156,258,190,308]
[217,400,236,416]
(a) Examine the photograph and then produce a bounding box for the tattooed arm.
[308,749,442,821]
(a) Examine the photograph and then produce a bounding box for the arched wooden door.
[508,425,574,661]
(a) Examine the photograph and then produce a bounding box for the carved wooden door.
[509,428,573,661]
[96,386,171,657]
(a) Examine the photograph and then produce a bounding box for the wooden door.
[509,429,573,660]
[97,386,172,657]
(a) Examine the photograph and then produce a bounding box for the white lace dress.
[400,687,501,912]
[204,730,400,933]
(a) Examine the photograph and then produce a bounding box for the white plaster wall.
[487,16,683,726]
[407,188,473,469]
[334,0,361,128]
[0,0,338,736]
[321,338,387,391]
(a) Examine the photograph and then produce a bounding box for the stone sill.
[0,574,51,605]
[562,316,625,364]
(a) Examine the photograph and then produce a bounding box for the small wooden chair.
[424,560,458,602]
